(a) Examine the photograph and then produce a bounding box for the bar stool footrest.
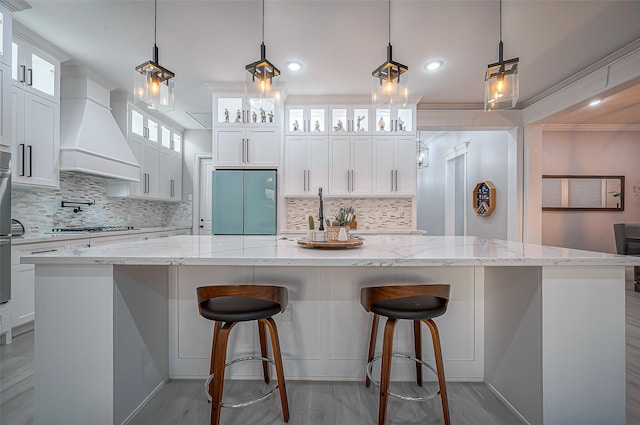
[204,355,279,408]
[366,353,441,402]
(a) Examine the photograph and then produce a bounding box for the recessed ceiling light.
[589,99,602,107]
[286,61,302,72]
[425,61,443,71]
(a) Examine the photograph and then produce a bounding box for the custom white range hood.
[60,68,140,181]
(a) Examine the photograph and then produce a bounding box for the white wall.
[541,128,640,253]
[417,130,511,239]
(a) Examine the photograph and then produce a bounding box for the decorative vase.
[326,226,341,241]
[338,226,348,241]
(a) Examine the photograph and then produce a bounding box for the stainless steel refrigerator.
[212,170,276,235]
[0,151,11,304]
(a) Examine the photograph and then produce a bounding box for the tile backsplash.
[285,197,414,231]
[11,172,192,235]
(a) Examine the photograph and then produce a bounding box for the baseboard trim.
[485,381,532,425]
[120,378,169,425]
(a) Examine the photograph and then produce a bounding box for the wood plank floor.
[2,280,640,425]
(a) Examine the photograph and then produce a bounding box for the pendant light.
[484,0,519,111]
[372,0,408,106]
[134,0,175,113]
[245,0,280,100]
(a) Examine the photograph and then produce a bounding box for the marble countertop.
[20,235,640,267]
[11,226,191,245]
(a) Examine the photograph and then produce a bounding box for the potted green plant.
[326,206,355,241]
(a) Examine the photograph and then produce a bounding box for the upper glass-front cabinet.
[161,125,182,153]
[286,106,327,134]
[214,94,279,127]
[374,106,415,134]
[0,7,12,66]
[11,37,59,101]
[130,107,158,142]
[330,106,370,134]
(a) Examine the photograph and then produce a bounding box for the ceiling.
[12,0,640,130]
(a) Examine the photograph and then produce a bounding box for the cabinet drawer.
[12,241,68,264]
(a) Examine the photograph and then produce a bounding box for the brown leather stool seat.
[361,284,451,425]
[197,285,289,425]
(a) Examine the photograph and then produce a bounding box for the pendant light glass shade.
[372,0,408,106]
[372,44,409,106]
[134,0,175,113]
[245,0,280,105]
[484,0,519,111]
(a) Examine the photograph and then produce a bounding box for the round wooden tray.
[297,238,364,249]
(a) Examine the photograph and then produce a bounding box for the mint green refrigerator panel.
[212,170,244,234]
[243,170,276,234]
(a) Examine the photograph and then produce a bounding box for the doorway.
[444,142,469,236]
[194,155,213,235]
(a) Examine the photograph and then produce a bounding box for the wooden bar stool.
[196,285,290,425]
[361,284,451,425]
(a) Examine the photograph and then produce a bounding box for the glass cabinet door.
[331,108,348,133]
[216,97,243,125]
[396,108,413,133]
[288,108,304,132]
[131,109,144,138]
[353,108,369,132]
[309,108,326,133]
[161,126,171,148]
[375,108,391,133]
[30,52,55,97]
[248,97,276,125]
[147,118,158,142]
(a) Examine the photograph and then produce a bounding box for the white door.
[394,136,417,195]
[246,128,278,165]
[198,157,214,235]
[284,136,308,195]
[307,136,329,194]
[215,128,244,166]
[328,136,350,195]
[351,136,373,194]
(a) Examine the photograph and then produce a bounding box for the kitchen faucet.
[318,187,325,231]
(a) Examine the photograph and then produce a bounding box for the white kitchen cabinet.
[372,135,417,196]
[0,5,12,66]
[11,36,59,102]
[329,106,371,134]
[284,135,328,196]
[159,149,182,200]
[11,240,67,329]
[214,127,279,167]
[107,138,160,199]
[160,124,182,153]
[286,106,328,135]
[11,85,59,188]
[0,63,10,149]
[129,106,159,144]
[329,135,373,196]
[373,105,415,134]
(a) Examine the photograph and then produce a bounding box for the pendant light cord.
[499,0,502,43]
[154,0,157,45]
[262,0,265,44]
[388,0,391,45]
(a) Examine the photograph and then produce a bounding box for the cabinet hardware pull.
[242,138,246,163]
[19,144,25,176]
[170,179,174,197]
[395,170,398,191]
[351,170,355,192]
[19,65,26,83]
[27,145,33,177]
[242,110,245,123]
[303,170,307,191]
[390,170,394,191]
[246,139,250,163]
[27,68,33,86]
[31,249,58,254]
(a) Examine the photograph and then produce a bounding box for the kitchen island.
[22,235,640,425]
